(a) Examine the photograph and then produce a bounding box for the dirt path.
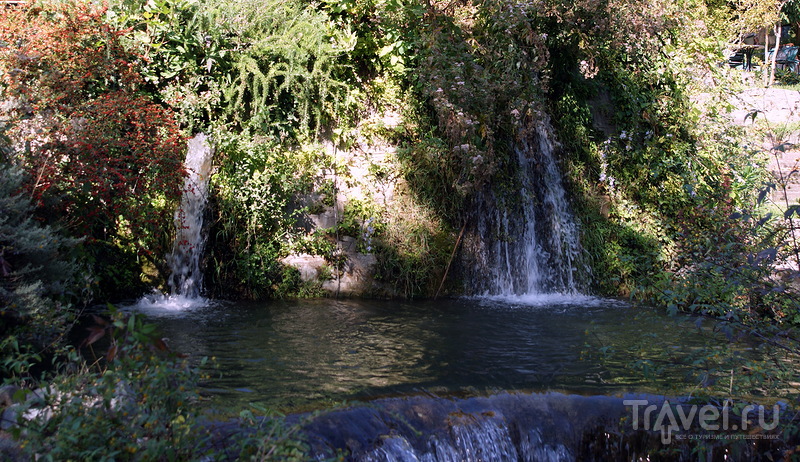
[729,87,800,207]
[725,86,800,276]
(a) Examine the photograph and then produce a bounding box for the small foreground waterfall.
[465,117,588,296]
[278,392,779,461]
[166,133,213,299]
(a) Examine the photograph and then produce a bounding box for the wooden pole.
[434,222,467,300]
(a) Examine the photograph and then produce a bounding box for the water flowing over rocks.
[460,117,588,296]
[202,392,789,461]
[167,133,214,299]
[299,392,599,461]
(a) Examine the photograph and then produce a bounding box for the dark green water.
[135,295,720,413]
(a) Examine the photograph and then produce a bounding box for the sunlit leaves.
[0,1,185,266]
[785,204,800,219]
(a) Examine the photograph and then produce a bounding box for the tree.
[0,1,186,293]
[734,0,795,86]
[0,165,83,380]
[784,1,800,43]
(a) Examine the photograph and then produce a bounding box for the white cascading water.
[167,133,214,298]
[136,133,213,311]
[469,116,588,297]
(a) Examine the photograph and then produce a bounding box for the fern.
[209,0,352,136]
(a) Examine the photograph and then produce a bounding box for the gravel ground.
[729,86,800,207]
[727,85,800,274]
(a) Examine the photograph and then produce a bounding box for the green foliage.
[111,0,218,85]
[775,67,800,85]
[522,0,766,298]
[373,195,455,298]
[641,136,799,323]
[0,166,86,381]
[588,104,800,409]
[400,1,551,199]
[10,311,202,460]
[333,198,384,245]
[233,405,310,461]
[220,0,354,137]
[394,114,464,221]
[207,135,329,299]
[0,0,186,298]
[103,0,378,297]
[582,211,666,296]
[3,303,316,460]
[112,0,358,139]
[1,337,43,382]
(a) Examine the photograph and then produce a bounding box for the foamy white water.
[166,133,214,299]
[133,134,214,314]
[478,293,627,308]
[132,291,210,316]
[470,116,589,296]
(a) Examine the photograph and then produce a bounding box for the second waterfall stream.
[166,133,214,299]
[465,117,589,297]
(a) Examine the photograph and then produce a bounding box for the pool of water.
[133,295,719,412]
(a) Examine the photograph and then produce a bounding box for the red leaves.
[106,343,118,363]
[0,2,133,104]
[1,1,186,256]
[82,325,107,349]
[80,315,110,349]
[80,313,176,364]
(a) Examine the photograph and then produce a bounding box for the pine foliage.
[0,166,82,352]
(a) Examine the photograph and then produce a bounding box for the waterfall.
[465,117,587,296]
[165,133,213,299]
[132,133,213,312]
[289,392,770,461]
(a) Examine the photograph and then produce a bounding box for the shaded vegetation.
[2,0,800,458]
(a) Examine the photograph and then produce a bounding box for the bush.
[6,310,204,460]
[206,135,328,299]
[113,0,358,138]
[775,67,800,85]
[0,165,85,382]
[5,308,318,461]
[0,0,186,297]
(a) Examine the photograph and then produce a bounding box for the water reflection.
[143,297,713,411]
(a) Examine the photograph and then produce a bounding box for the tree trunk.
[770,22,783,86]
[765,29,770,87]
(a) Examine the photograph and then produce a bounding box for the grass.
[775,83,800,91]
